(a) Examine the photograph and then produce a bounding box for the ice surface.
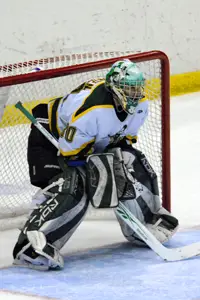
[0,290,56,300]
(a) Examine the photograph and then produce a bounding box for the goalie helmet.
[105,59,145,114]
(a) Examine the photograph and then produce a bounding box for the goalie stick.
[15,102,59,149]
[15,101,200,262]
[116,202,200,261]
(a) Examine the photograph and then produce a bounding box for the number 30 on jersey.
[61,125,77,142]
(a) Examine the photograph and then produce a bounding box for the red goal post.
[0,50,170,229]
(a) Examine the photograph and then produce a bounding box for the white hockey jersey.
[47,79,148,157]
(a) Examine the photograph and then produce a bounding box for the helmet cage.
[106,60,145,115]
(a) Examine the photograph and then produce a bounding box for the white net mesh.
[0,50,169,230]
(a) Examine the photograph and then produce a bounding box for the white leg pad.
[27,231,64,270]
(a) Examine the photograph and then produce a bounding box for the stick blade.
[163,242,200,262]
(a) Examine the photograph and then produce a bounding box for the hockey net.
[0,50,170,230]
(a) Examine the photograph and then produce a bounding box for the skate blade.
[13,258,49,271]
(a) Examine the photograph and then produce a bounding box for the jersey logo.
[109,125,127,145]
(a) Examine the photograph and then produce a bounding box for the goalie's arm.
[58,122,95,159]
[113,101,149,149]
[16,101,97,160]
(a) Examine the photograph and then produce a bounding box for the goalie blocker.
[86,153,119,208]
[13,148,178,270]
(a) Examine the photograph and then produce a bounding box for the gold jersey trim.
[60,139,95,156]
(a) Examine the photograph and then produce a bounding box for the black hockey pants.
[27,104,61,189]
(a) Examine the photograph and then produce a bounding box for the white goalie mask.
[105,59,145,115]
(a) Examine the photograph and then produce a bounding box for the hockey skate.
[13,231,64,271]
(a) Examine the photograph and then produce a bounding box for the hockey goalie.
[13,59,179,270]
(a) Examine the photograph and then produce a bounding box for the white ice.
[171,92,200,226]
[0,92,200,300]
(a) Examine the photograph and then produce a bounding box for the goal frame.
[0,50,171,211]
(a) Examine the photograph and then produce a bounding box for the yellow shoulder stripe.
[71,80,108,123]
[139,96,148,103]
[71,105,113,123]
